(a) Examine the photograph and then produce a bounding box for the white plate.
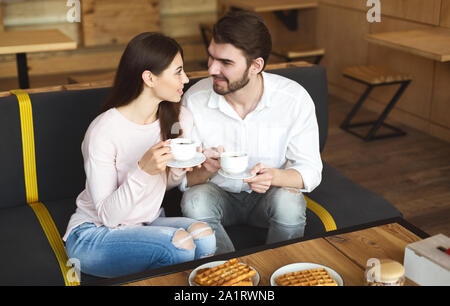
[167,152,206,168]
[189,260,260,286]
[270,263,344,286]
[218,169,256,180]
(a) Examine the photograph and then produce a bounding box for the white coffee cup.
[169,138,198,161]
[220,152,248,174]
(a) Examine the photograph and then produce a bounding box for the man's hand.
[201,145,225,174]
[186,145,225,187]
[243,163,273,193]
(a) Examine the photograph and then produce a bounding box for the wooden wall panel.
[161,13,216,38]
[319,0,365,11]
[259,8,317,48]
[320,0,441,25]
[441,0,450,28]
[81,0,160,47]
[317,4,370,95]
[380,0,441,25]
[159,0,217,64]
[160,0,216,15]
[431,62,450,129]
[0,2,3,31]
[367,17,434,120]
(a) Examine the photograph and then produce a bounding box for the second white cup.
[220,152,248,174]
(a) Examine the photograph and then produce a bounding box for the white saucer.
[188,260,260,286]
[218,169,255,180]
[270,262,344,286]
[167,152,206,168]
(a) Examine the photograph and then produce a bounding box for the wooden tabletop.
[366,28,450,62]
[0,29,77,55]
[218,0,318,12]
[124,222,422,286]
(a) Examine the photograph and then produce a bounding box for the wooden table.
[117,220,425,286]
[218,0,318,31]
[366,28,450,62]
[0,29,77,89]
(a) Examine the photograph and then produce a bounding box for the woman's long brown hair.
[102,32,183,140]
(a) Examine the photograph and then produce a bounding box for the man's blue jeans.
[181,183,307,254]
[65,217,216,278]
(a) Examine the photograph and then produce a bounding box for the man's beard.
[212,66,250,95]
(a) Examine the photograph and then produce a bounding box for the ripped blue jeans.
[65,217,216,278]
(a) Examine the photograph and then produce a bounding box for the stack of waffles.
[275,268,338,286]
[194,259,256,286]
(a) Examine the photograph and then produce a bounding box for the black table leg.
[16,53,30,89]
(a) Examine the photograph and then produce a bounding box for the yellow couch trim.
[11,89,80,286]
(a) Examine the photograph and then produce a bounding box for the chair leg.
[341,80,411,141]
[341,85,374,129]
[364,80,410,141]
[314,55,323,65]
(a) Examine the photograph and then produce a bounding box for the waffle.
[275,268,338,286]
[194,259,256,286]
[232,278,253,286]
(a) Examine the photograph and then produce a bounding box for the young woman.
[63,33,216,278]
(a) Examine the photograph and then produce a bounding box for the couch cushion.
[0,205,65,285]
[305,161,402,233]
[30,89,110,203]
[44,198,106,285]
[0,96,27,208]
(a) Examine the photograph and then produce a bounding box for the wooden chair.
[340,65,413,141]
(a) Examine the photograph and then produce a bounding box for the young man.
[180,11,323,254]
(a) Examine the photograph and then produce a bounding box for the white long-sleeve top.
[63,106,192,241]
[181,72,323,194]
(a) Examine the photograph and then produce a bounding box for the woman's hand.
[138,140,174,175]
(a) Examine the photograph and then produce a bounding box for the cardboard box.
[404,234,450,286]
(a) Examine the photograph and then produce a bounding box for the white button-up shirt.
[181,71,322,193]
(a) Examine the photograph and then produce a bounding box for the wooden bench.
[341,65,413,141]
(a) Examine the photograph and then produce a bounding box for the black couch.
[0,66,401,285]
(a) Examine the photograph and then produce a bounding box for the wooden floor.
[324,95,450,237]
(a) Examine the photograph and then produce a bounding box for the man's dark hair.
[212,10,272,71]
